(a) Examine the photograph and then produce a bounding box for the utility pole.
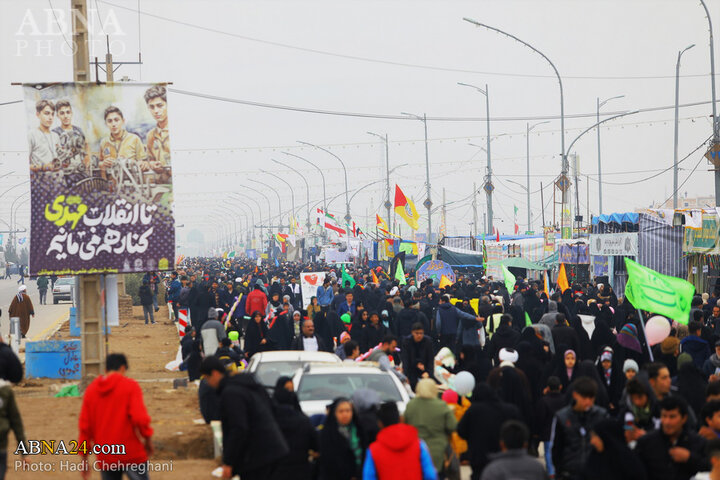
[472,182,478,237]
[674,46,695,209]
[442,187,447,239]
[73,0,105,380]
[573,154,580,238]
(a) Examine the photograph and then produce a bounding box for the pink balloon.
[645,316,671,346]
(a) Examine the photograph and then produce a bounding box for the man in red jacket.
[78,353,154,479]
[362,402,437,480]
[245,284,268,317]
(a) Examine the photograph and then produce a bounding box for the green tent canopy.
[487,257,547,271]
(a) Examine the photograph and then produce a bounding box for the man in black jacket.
[485,314,521,364]
[635,395,709,480]
[290,319,328,352]
[551,313,580,358]
[551,376,607,480]
[400,323,435,390]
[200,357,289,480]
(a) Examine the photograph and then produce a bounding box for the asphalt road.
[0,275,71,344]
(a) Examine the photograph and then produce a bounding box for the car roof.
[298,364,386,375]
[252,350,341,363]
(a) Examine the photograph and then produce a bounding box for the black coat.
[360,324,388,353]
[582,418,647,480]
[635,428,709,480]
[0,343,23,383]
[138,285,153,306]
[400,335,435,389]
[551,325,581,357]
[180,335,202,381]
[270,403,318,480]
[199,378,221,423]
[485,325,520,363]
[318,402,367,480]
[290,335,328,352]
[218,374,289,475]
[457,384,521,474]
[245,320,270,358]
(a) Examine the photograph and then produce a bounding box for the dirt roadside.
[10,305,219,479]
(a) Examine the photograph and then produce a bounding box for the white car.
[245,350,341,390]
[292,364,411,417]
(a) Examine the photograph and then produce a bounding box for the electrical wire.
[585,135,712,185]
[168,87,720,123]
[97,0,712,82]
[659,154,706,207]
[47,0,73,50]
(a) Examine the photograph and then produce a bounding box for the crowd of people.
[137,256,720,480]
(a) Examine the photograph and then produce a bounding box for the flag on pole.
[544,271,551,296]
[228,251,236,259]
[222,251,228,259]
[395,259,407,285]
[624,257,695,325]
[322,211,346,237]
[439,275,452,289]
[525,311,532,327]
[482,234,488,270]
[376,214,390,235]
[341,264,356,288]
[371,269,379,284]
[394,184,420,230]
[557,263,570,293]
[513,205,519,234]
[502,264,516,294]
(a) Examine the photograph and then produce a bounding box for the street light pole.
[596,95,625,215]
[272,158,311,233]
[261,170,295,228]
[253,179,283,231]
[674,45,695,209]
[464,18,566,236]
[297,141,351,228]
[698,0,720,206]
[400,112,432,241]
[367,132,392,233]
[458,82,494,235]
[526,121,549,232]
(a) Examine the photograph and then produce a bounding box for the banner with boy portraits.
[23,82,175,275]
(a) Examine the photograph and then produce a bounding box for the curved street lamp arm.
[566,110,639,156]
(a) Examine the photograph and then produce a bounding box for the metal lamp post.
[272,158,311,232]
[674,45,695,209]
[596,95,624,215]
[698,0,720,205]
[526,121,549,232]
[297,141,352,230]
[400,112,432,241]
[565,110,640,237]
[367,131,392,233]
[253,179,283,230]
[458,82,494,235]
[260,170,296,227]
[463,18,567,236]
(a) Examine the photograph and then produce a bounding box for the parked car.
[245,350,341,391]
[292,363,411,417]
[52,277,76,304]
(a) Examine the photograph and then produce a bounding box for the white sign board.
[300,271,326,309]
[589,232,639,257]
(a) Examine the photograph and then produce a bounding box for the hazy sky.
[1,0,718,245]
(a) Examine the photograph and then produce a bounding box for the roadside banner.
[624,258,694,325]
[300,271,326,309]
[23,82,174,275]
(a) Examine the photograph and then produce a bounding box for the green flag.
[525,311,532,327]
[623,257,694,325]
[395,260,407,285]
[341,264,356,288]
[502,264,516,294]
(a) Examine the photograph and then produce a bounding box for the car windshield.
[255,361,304,387]
[56,278,74,285]
[297,373,402,402]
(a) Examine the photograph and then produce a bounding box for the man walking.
[78,353,153,479]
[199,357,289,479]
[36,275,49,305]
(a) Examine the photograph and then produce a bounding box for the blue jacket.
[681,335,712,370]
[167,279,181,302]
[436,303,476,337]
[316,285,334,306]
[337,301,356,317]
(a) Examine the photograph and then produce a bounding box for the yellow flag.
[439,275,452,289]
[557,263,570,293]
[394,184,420,231]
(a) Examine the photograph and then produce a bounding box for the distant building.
[655,194,715,210]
